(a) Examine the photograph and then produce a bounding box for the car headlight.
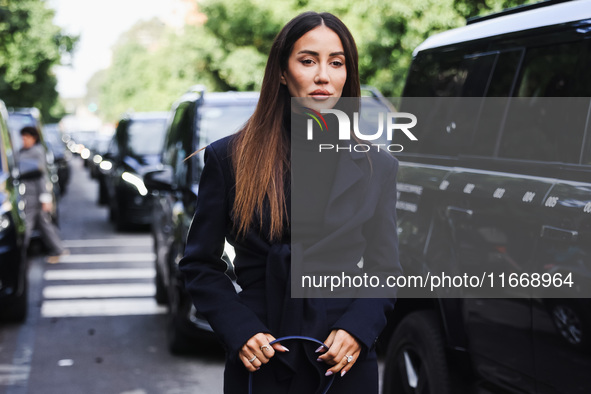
[121,172,148,196]
[0,202,13,237]
[99,161,112,171]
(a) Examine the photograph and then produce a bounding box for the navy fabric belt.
[248,336,335,394]
[264,243,328,382]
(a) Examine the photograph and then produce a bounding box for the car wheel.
[115,213,128,231]
[154,261,169,305]
[1,281,28,323]
[109,198,116,222]
[98,180,108,205]
[383,310,451,394]
[548,301,589,349]
[166,272,197,355]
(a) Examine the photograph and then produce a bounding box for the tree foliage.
[94,0,535,121]
[0,0,76,122]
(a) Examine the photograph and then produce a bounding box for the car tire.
[98,180,108,205]
[383,310,451,394]
[166,271,199,355]
[155,261,169,305]
[115,213,128,231]
[547,300,589,349]
[1,281,28,323]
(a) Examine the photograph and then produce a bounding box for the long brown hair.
[231,11,361,241]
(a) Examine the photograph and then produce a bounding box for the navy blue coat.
[180,134,401,393]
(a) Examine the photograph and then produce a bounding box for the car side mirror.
[144,165,174,192]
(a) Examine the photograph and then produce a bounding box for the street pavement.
[0,158,225,394]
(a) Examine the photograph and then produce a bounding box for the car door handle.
[446,206,473,219]
[540,225,578,242]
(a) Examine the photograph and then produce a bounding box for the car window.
[470,50,523,157]
[498,41,589,163]
[197,103,255,145]
[127,118,167,156]
[401,50,497,156]
[193,102,256,182]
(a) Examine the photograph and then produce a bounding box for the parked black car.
[102,112,168,230]
[382,2,591,394]
[0,101,27,322]
[145,88,258,353]
[43,123,71,195]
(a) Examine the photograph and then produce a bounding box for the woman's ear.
[280,72,287,86]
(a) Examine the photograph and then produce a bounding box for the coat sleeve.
[330,157,402,352]
[179,144,270,360]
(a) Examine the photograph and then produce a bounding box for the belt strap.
[248,335,335,394]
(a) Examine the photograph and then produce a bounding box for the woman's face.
[21,134,36,149]
[281,25,347,110]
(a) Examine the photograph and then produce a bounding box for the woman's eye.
[331,60,344,67]
[300,59,314,65]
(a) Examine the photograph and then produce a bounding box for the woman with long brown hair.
[180,11,400,393]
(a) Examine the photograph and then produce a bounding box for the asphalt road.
[0,158,225,394]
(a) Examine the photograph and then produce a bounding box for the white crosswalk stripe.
[57,253,155,263]
[41,299,166,318]
[41,238,166,318]
[62,238,152,248]
[44,268,155,281]
[0,365,30,386]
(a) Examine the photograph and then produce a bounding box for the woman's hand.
[239,332,289,372]
[316,329,361,377]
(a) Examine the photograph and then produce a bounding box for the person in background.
[19,126,67,263]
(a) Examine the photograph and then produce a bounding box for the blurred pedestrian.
[19,126,67,263]
[180,11,401,393]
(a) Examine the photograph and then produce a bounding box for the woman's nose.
[314,65,329,84]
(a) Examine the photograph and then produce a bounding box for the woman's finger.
[241,353,261,372]
[324,348,361,377]
[318,329,359,364]
[265,333,289,354]
[246,334,272,363]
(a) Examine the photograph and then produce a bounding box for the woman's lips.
[310,90,331,100]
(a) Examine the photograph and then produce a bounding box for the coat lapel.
[325,146,366,208]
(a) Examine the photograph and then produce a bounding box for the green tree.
[0,0,76,122]
[96,19,232,122]
[199,0,534,96]
[93,0,538,121]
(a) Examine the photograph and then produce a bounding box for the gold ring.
[260,345,271,352]
[248,355,257,363]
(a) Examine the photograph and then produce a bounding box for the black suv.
[145,88,259,353]
[102,112,168,230]
[0,100,27,322]
[382,2,591,394]
[43,123,71,195]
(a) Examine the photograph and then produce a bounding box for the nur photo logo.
[298,99,419,153]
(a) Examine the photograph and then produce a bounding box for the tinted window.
[498,41,589,163]
[193,102,256,182]
[197,103,255,145]
[127,118,167,156]
[163,102,192,169]
[402,51,497,156]
[471,50,523,157]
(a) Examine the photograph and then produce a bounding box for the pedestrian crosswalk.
[41,237,166,318]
